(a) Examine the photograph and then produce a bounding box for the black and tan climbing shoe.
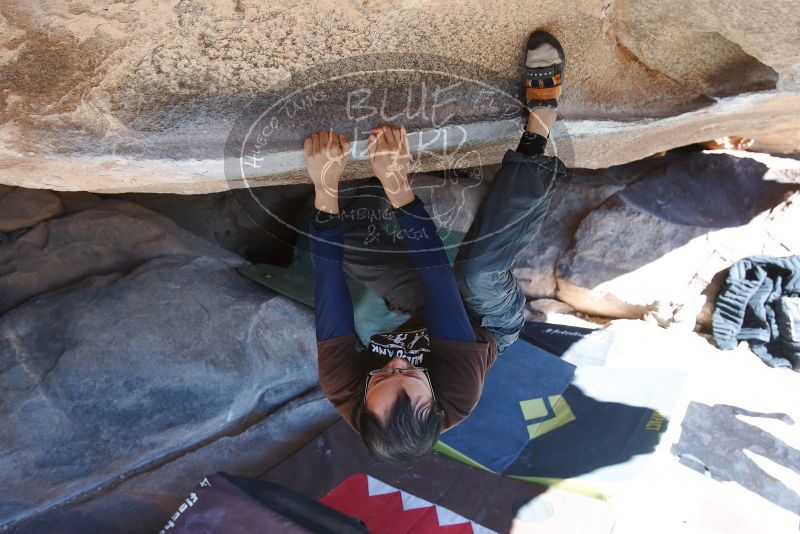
[524,30,565,110]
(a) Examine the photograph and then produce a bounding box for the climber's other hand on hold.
[368,124,415,209]
[304,131,351,214]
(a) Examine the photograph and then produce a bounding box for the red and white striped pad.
[321,474,497,534]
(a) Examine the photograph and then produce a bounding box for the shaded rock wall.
[0,185,63,231]
[0,191,337,530]
[1,0,799,193]
[514,149,800,329]
[11,390,337,534]
[0,200,244,314]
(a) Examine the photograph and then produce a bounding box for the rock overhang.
[1,0,799,193]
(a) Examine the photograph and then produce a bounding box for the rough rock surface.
[117,183,312,264]
[547,151,800,327]
[512,170,632,299]
[0,186,63,232]
[523,298,602,329]
[9,392,337,534]
[527,299,576,316]
[0,254,324,529]
[751,126,800,154]
[616,151,798,227]
[0,200,247,314]
[1,1,799,193]
[0,196,331,530]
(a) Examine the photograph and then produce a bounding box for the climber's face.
[364,358,434,421]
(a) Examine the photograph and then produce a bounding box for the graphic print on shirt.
[368,328,430,366]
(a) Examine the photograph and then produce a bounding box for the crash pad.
[159,472,367,534]
[437,335,686,494]
[320,474,494,534]
[263,419,614,534]
[521,321,596,356]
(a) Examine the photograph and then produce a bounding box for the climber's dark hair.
[357,391,445,464]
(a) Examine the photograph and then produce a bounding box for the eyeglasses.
[364,366,436,404]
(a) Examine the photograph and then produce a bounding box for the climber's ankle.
[526,108,557,137]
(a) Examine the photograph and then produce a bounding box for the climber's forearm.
[313,187,340,215]
[309,214,355,341]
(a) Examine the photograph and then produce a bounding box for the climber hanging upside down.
[305,31,568,463]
